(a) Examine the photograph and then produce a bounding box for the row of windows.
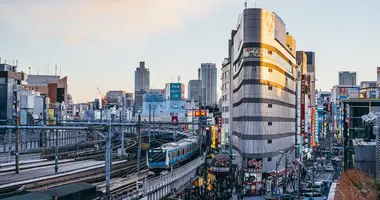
[221,70,230,80]
[221,83,230,91]
[168,143,197,161]
[222,95,229,101]
[222,106,229,112]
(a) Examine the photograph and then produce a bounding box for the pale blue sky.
[0,0,379,102]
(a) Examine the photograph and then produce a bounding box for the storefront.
[243,158,263,195]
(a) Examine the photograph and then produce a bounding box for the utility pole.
[137,114,141,174]
[105,117,111,199]
[55,128,59,173]
[121,97,125,156]
[15,117,20,174]
[284,152,288,193]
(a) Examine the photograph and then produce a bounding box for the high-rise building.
[106,90,126,109]
[125,93,133,108]
[134,61,150,92]
[198,63,217,106]
[188,80,201,101]
[339,71,356,86]
[134,61,150,114]
[229,8,297,185]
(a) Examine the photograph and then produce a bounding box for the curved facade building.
[231,8,297,174]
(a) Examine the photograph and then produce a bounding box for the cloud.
[0,0,231,47]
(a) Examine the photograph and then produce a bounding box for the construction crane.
[97,87,107,108]
[97,87,107,121]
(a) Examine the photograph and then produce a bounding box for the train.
[146,136,199,172]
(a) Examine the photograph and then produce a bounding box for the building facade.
[188,80,201,101]
[339,71,356,86]
[221,57,231,147]
[198,63,217,106]
[230,8,297,181]
[134,61,150,92]
[0,64,25,125]
[106,90,126,109]
[134,61,150,114]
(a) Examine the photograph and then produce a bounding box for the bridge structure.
[113,154,205,200]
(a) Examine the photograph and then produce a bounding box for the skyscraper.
[339,71,356,86]
[134,61,150,91]
[188,80,201,101]
[198,63,217,106]
[229,8,297,184]
[134,61,150,114]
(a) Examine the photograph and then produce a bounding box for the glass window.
[268,122,272,126]
[268,157,272,162]
[268,140,272,144]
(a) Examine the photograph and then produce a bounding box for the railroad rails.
[0,159,139,195]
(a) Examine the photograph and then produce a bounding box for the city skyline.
[0,0,379,102]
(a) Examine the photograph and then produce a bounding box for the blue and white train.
[147,136,199,171]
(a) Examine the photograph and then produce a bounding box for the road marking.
[327,172,333,180]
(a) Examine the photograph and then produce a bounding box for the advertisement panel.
[338,87,349,99]
[217,116,222,145]
[301,75,306,149]
[297,71,302,157]
[211,126,216,149]
[169,83,182,100]
[243,158,263,195]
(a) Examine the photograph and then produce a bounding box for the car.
[325,164,334,172]
[302,192,326,200]
[312,182,325,193]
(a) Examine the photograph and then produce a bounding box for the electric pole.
[137,114,141,174]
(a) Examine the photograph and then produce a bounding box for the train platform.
[0,159,105,185]
[0,159,76,173]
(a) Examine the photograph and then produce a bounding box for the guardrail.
[118,154,205,200]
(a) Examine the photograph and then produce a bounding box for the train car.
[147,136,199,172]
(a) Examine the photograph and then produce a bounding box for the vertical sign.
[243,158,263,195]
[301,74,306,155]
[211,126,217,149]
[315,94,319,145]
[297,71,302,157]
[217,116,222,145]
[311,108,315,148]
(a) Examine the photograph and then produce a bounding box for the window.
[268,50,273,55]
[268,68,273,72]
[268,140,272,144]
[268,104,272,108]
[268,122,272,126]
[268,86,273,90]
[268,157,272,162]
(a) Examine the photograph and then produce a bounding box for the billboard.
[170,83,182,100]
[311,108,315,148]
[301,74,306,149]
[243,158,263,195]
[211,126,217,149]
[274,13,286,46]
[217,116,222,145]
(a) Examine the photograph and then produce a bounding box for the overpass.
[111,154,205,200]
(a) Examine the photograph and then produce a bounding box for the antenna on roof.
[55,65,57,76]
[244,0,247,8]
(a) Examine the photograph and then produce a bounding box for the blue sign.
[170,83,182,100]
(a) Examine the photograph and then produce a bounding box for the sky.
[0,0,379,103]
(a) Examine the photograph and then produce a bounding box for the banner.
[217,116,222,145]
[311,108,315,148]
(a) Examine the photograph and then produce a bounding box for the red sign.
[217,116,222,145]
[171,116,178,125]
